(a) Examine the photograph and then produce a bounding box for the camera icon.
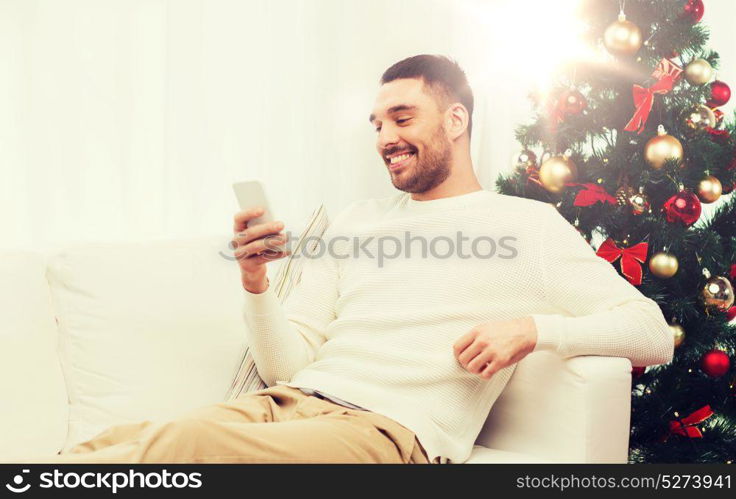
[5,469,31,494]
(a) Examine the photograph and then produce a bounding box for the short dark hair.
[380,54,474,138]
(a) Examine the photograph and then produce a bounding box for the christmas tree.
[496,0,735,463]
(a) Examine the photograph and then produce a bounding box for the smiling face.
[369,78,453,194]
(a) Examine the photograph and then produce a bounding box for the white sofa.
[0,235,633,463]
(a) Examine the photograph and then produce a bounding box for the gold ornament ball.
[684,58,714,86]
[685,104,717,130]
[603,15,642,57]
[539,156,578,193]
[649,252,679,278]
[669,323,685,348]
[697,175,723,203]
[645,132,683,169]
[700,276,735,312]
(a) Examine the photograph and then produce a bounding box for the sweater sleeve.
[241,209,346,387]
[530,204,674,367]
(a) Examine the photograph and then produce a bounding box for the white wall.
[0,0,734,248]
[699,1,736,222]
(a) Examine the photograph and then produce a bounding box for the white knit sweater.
[242,189,674,463]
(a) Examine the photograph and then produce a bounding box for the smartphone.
[232,180,275,227]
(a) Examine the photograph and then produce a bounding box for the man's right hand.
[232,207,290,294]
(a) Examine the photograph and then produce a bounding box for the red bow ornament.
[566,182,617,207]
[624,59,683,134]
[596,238,649,285]
[666,405,714,440]
[706,127,731,144]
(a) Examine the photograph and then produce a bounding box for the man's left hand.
[453,317,538,379]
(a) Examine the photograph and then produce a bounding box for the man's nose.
[377,125,400,150]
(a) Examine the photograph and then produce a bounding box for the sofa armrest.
[474,353,632,463]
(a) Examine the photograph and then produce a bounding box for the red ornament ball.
[707,80,731,108]
[682,0,705,23]
[559,90,587,116]
[701,350,731,378]
[632,366,646,379]
[663,190,702,226]
[727,306,736,322]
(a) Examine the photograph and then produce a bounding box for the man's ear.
[445,103,469,141]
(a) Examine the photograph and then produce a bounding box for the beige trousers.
[45,385,431,464]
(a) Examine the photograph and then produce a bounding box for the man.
[47,55,674,464]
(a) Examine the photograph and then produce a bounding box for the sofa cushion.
[47,236,249,451]
[0,251,69,459]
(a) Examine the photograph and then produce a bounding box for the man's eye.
[397,118,411,124]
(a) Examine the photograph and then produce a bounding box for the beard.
[388,125,452,194]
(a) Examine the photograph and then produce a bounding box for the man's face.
[369,78,452,193]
